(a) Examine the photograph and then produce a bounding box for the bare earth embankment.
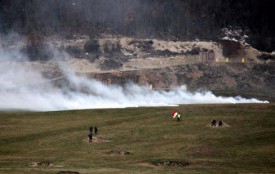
[1,35,274,101]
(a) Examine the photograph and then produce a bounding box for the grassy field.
[0,104,274,174]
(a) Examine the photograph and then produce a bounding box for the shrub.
[84,39,100,53]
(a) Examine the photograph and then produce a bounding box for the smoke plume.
[0,36,268,112]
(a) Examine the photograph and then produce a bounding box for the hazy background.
[0,0,274,51]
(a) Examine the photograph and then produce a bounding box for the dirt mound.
[106,150,131,156]
[150,160,189,167]
[83,136,111,143]
[29,161,54,167]
[57,171,80,174]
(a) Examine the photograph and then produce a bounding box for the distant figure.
[218,121,223,127]
[172,110,181,122]
[211,120,217,127]
[94,127,98,135]
[89,127,93,134]
[176,114,181,122]
[88,133,93,143]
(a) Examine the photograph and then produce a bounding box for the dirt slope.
[1,35,274,100]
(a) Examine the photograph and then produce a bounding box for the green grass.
[0,104,275,174]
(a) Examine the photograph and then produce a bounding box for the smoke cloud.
[0,36,268,112]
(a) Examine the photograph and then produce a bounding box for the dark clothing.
[218,121,223,127]
[88,133,93,142]
[211,120,217,127]
[89,127,93,133]
[94,127,98,134]
[177,117,180,122]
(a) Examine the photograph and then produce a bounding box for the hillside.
[3,35,273,102]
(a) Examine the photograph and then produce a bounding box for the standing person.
[172,110,181,122]
[176,113,181,122]
[88,127,93,143]
[88,133,93,143]
[94,127,98,135]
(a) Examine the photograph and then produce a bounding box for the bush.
[84,39,100,53]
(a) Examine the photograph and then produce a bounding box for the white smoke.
[0,36,268,111]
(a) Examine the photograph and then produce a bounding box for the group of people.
[88,126,98,142]
[211,120,223,127]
